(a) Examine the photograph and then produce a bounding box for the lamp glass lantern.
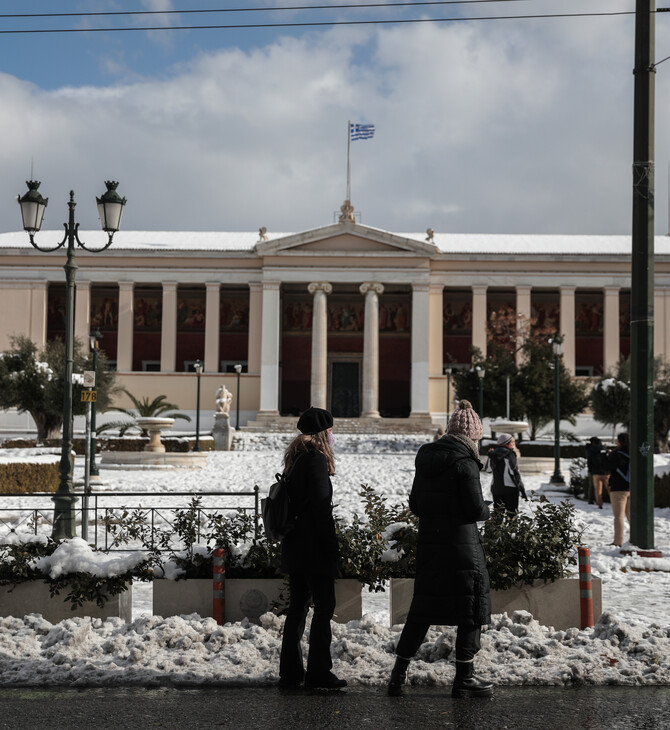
[18,181,48,234]
[96,181,127,233]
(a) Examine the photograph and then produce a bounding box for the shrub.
[482,498,584,591]
[0,463,59,493]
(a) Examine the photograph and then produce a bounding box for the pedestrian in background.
[278,406,346,690]
[606,432,631,548]
[488,433,527,513]
[585,436,609,508]
[387,399,493,699]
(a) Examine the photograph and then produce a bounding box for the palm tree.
[99,389,191,435]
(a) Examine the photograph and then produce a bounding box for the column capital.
[118,281,134,292]
[560,285,576,294]
[515,284,532,293]
[603,285,621,294]
[248,281,263,293]
[308,281,333,296]
[262,280,281,292]
[205,281,221,291]
[412,283,430,294]
[360,281,384,296]
[471,284,488,294]
[162,281,178,292]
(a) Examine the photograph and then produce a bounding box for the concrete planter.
[389,577,603,631]
[153,577,362,624]
[0,581,132,623]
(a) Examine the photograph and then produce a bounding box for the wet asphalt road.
[0,685,669,730]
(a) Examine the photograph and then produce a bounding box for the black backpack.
[261,456,301,542]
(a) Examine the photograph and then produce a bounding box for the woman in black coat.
[278,407,346,690]
[488,433,527,513]
[387,400,493,699]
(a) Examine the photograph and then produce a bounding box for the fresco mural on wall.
[134,289,162,332]
[530,291,560,334]
[46,285,66,335]
[619,291,631,337]
[575,292,604,337]
[443,290,472,334]
[177,289,206,331]
[90,288,118,330]
[220,295,249,331]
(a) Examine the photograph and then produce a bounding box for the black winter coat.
[407,435,492,626]
[586,442,608,475]
[489,445,526,499]
[606,448,631,492]
[280,449,340,577]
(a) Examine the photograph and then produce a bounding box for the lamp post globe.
[18,180,126,540]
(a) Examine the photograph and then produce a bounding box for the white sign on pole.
[83,370,96,388]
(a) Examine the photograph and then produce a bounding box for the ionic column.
[247,282,263,375]
[359,282,384,418]
[560,286,576,375]
[258,280,281,415]
[29,281,48,347]
[204,282,220,373]
[604,286,621,373]
[117,282,134,372]
[410,283,430,417]
[428,284,444,377]
[308,282,332,409]
[74,281,91,347]
[515,285,532,366]
[160,282,178,372]
[471,286,488,356]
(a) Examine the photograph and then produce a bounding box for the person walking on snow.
[387,400,494,699]
[605,432,631,548]
[488,433,527,513]
[585,436,609,509]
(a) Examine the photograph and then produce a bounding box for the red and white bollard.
[213,547,225,625]
[578,546,594,629]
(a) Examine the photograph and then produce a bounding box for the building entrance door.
[330,361,360,418]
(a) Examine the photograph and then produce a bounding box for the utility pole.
[630,0,656,549]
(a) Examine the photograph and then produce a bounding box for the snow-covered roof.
[0,228,668,256]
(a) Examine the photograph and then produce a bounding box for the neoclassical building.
[1,201,670,429]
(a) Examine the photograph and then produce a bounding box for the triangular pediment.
[255,222,436,256]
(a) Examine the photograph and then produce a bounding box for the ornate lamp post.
[549,333,565,485]
[18,180,126,540]
[444,366,453,427]
[88,328,102,479]
[234,363,242,430]
[194,360,203,452]
[476,366,486,419]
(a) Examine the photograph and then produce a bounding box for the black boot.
[451,660,493,699]
[387,656,410,697]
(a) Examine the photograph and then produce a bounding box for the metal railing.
[0,488,260,550]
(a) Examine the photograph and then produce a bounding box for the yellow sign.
[81,390,97,402]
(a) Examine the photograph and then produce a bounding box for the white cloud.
[1,15,664,236]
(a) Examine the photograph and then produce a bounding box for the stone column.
[604,286,621,373]
[160,282,178,372]
[74,281,91,347]
[515,285,532,366]
[205,282,221,373]
[247,282,263,375]
[471,286,488,356]
[410,283,430,417]
[560,286,576,375]
[428,284,444,378]
[258,280,281,415]
[117,282,134,372]
[29,281,48,347]
[360,282,384,418]
[308,281,332,409]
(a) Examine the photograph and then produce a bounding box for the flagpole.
[346,120,351,202]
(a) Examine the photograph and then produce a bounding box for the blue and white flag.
[350,122,375,141]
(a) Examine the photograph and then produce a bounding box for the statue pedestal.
[213,413,233,451]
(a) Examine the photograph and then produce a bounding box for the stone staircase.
[242,414,436,435]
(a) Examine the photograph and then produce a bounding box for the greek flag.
[350,122,375,141]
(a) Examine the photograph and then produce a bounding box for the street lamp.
[549,333,565,485]
[18,180,126,540]
[234,364,242,430]
[476,366,486,419]
[444,366,453,427]
[194,360,203,452]
[88,328,102,479]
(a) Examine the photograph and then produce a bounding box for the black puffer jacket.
[280,449,340,577]
[408,435,492,626]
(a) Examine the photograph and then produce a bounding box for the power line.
[0,11,637,36]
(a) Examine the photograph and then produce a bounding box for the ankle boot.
[451,660,494,699]
[387,656,410,697]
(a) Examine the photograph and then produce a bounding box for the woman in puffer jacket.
[387,400,494,699]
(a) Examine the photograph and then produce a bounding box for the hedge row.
[0,463,59,494]
[2,437,214,454]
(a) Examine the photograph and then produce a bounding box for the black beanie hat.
[297,406,334,435]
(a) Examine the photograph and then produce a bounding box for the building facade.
[2,203,670,428]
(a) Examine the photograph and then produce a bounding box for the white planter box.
[0,581,132,623]
[152,577,362,624]
[389,577,603,631]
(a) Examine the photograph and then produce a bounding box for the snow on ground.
[1,432,669,687]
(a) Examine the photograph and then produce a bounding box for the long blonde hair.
[284,430,335,476]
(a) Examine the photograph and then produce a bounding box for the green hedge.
[0,463,59,493]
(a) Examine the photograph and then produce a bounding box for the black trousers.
[396,619,482,663]
[279,573,336,681]
[492,488,519,513]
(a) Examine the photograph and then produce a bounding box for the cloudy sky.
[0,0,667,236]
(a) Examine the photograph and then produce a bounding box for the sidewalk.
[1,685,669,730]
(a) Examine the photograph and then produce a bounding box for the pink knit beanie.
[447,400,483,441]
